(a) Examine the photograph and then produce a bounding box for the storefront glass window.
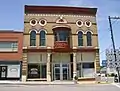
[77,63,82,77]
[28,63,46,79]
[83,63,94,68]
[41,64,46,78]
[77,62,94,77]
[28,64,40,78]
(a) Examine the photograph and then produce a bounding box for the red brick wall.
[0,32,23,61]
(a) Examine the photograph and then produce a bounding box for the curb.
[0,81,115,85]
[0,82,75,85]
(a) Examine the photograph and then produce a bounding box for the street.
[0,83,120,91]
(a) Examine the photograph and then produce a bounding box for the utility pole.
[108,16,120,82]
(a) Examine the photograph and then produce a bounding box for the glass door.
[0,66,7,79]
[54,67,60,80]
[62,67,68,80]
[53,63,69,80]
[54,64,60,80]
[62,64,69,80]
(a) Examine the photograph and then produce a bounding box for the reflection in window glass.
[83,63,94,68]
[28,63,46,79]
[87,31,92,46]
[30,30,36,46]
[41,64,46,78]
[40,30,46,46]
[78,31,83,46]
[0,42,11,48]
[54,30,69,41]
[0,42,18,52]
[77,63,82,77]
[77,62,94,77]
[28,64,40,78]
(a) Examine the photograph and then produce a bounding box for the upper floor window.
[0,42,18,52]
[39,19,47,26]
[30,30,36,46]
[76,20,83,27]
[54,30,69,41]
[85,20,92,27]
[30,19,37,26]
[78,31,83,46]
[40,30,46,46]
[86,31,92,46]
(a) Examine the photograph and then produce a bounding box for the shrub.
[74,76,78,80]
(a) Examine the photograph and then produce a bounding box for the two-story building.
[22,5,100,82]
[0,30,23,80]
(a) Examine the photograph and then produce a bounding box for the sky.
[0,0,120,64]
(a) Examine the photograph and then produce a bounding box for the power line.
[99,44,112,54]
[98,19,118,41]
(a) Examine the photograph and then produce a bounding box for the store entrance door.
[0,66,7,80]
[53,63,69,80]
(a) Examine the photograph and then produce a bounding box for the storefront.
[0,61,22,80]
[76,53,95,78]
[27,53,47,80]
[27,53,71,81]
[26,52,96,81]
[52,53,71,81]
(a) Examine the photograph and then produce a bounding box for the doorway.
[53,63,69,80]
[0,66,7,80]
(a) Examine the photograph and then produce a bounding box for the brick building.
[0,31,23,80]
[22,5,100,82]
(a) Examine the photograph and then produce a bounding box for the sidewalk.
[0,81,75,85]
[0,80,112,85]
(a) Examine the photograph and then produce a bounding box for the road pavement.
[0,83,120,91]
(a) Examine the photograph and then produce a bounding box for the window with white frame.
[0,42,18,52]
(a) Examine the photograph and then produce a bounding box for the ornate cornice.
[25,14,94,18]
[25,5,97,15]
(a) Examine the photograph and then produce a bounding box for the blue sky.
[0,0,120,64]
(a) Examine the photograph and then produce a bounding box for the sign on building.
[102,60,107,67]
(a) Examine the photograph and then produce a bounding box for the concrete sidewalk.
[0,81,76,85]
[0,80,112,85]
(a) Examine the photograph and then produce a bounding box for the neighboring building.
[22,5,100,82]
[0,30,23,80]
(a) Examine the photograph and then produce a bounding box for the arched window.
[86,31,92,46]
[78,31,83,46]
[40,30,46,46]
[30,30,36,46]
